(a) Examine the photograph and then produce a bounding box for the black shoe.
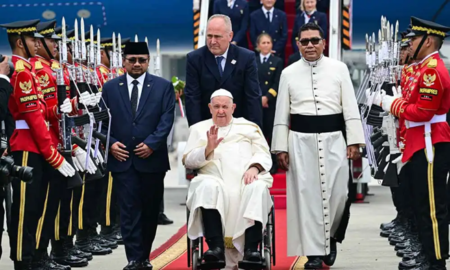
[242,250,262,262]
[203,247,225,262]
[140,259,153,270]
[75,241,112,256]
[395,240,412,251]
[380,229,393,238]
[101,226,124,245]
[32,252,71,270]
[123,261,141,270]
[13,261,32,270]
[63,237,93,261]
[380,220,397,231]
[399,254,427,269]
[304,256,323,269]
[323,238,337,266]
[390,236,407,246]
[93,234,118,249]
[51,239,89,268]
[158,213,173,225]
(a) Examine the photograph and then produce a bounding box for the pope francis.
[183,89,274,269]
[271,23,365,269]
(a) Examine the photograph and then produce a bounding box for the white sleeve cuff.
[0,74,10,83]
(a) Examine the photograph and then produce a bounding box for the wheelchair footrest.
[199,261,226,270]
[238,260,266,270]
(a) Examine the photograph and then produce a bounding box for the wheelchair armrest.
[186,169,198,181]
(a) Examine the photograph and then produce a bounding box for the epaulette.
[51,61,60,70]
[35,61,43,71]
[99,66,108,74]
[427,59,437,68]
[15,60,25,72]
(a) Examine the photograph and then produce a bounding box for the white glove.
[381,93,396,112]
[79,91,91,106]
[72,156,83,172]
[89,93,97,106]
[59,98,73,114]
[392,154,407,174]
[95,92,102,104]
[392,86,402,98]
[57,159,76,177]
[74,147,97,174]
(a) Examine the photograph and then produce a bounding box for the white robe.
[183,117,274,268]
[271,56,365,256]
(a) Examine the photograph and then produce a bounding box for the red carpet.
[149,209,308,269]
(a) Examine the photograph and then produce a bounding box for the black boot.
[32,249,70,270]
[201,208,225,263]
[89,227,118,250]
[51,238,89,267]
[398,254,428,269]
[100,225,123,245]
[304,256,323,269]
[14,261,32,270]
[323,238,337,266]
[75,229,112,256]
[64,236,93,261]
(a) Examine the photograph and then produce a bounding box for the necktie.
[263,57,267,63]
[131,80,139,117]
[266,11,270,22]
[216,56,224,77]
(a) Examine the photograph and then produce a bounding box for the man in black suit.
[101,42,175,270]
[185,14,262,128]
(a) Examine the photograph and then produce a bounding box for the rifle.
[57,17,83,188]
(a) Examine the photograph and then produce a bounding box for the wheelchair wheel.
[264,249,271,270]
[192,249,199,270]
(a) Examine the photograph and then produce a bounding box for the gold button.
[265,81,268,85]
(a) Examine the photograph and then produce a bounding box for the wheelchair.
[186,196,276,270]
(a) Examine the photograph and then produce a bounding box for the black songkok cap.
[123,42,149,55]
[406,16,450,39]
[0,19,44,38]
[36,20,60,39]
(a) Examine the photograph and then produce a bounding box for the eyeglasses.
[299,37,322,46]
[125,57,149,64]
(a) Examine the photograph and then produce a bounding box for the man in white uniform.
[183,89,273,269]
[271,23,365,269]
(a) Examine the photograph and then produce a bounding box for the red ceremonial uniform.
[96,64,110,88]
[9,55,64,169]
[389,52,450,162]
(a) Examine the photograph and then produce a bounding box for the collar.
[127,72,146,86]
[35,55,51,66]
[262,6,274,14]
[301,55,323,66]
[13,54,30,64]
[304,10,316,15]
[418,51,438,64]
[260,53,271,61]
[215,45,230,59]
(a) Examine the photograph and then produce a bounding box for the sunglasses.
[299,37,322,46]
[125,57,149,64]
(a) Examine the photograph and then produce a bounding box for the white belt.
[16,120,52,130]
[405,114,447,163]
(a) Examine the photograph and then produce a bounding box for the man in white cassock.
[271,22,365,269]
[183,89,274,269]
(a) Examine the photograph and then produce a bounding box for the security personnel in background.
[213,0,250,49]
[248,0,285,13]
[0,19,76,270]
[255,33,282,173]
[33,20,91,268]
[380,17,450,269]
[250,0,287,62]
[74,34,117,255]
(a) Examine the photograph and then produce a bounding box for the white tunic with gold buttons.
[271,56,365,256]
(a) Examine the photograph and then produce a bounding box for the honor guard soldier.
[73,32,115,256]
[96,37,112,85]
[255,33,283,173]
[379,17,450,270]
[0,19,76,270]
[33,20,91,268]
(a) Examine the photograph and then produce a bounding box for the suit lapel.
[118,76,132,116]
[221,45,236,84]
[135,73,153,119]
[205,49,222,82]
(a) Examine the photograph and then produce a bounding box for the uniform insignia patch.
[270,67,276,70]
[39,73,50,87]
[423,73,436,87]
[20,80,32,94]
